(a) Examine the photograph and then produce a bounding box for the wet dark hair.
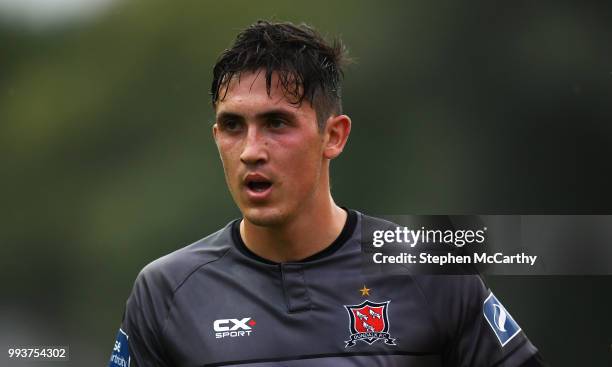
[211,20,350,129]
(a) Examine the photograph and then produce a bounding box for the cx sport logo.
[213,317,257,339]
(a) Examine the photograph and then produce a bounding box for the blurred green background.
[1,0,611,365]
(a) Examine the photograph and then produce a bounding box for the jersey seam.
[403,271,446,352]
[130,296,171,366]
[299,268,313,311]
[159,246,233,341]
[490,337,530,367]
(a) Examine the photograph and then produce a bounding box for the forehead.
[215,70,315,118]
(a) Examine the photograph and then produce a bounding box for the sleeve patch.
[483,292,522,347]
[109,328,130,367]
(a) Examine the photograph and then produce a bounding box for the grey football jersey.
[109,210,539,367]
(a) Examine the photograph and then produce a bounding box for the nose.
[240,125,268,165]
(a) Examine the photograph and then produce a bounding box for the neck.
[240,195,347,263]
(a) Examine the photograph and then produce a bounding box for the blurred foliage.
[1,0,611,365]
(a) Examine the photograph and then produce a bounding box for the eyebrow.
[216,111,243,122]
[216,108,296,122]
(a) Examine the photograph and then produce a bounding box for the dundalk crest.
[344,300,396,347]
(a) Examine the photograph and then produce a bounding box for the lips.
[243,173,273,200]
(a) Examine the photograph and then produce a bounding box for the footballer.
[109,20,547,367]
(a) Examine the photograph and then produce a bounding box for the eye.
[268,118,287,129]
[220,119,243,132]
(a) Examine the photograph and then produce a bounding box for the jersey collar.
[231,208,358,265]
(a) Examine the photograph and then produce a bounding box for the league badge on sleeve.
[109,328,130,367]
[483,292,522,347]
[344,300,396,347]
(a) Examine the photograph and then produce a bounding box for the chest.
[162,263,442,366]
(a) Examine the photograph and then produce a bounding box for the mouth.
[246,180,272,193]
[243,174,273,200]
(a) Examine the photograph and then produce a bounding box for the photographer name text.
[372,252,537,266]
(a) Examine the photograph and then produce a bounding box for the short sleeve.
[415,275,541,367]
[109,268,171,367]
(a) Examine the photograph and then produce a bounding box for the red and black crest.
[344,300,396,347]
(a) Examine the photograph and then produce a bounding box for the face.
[213,71,327,227]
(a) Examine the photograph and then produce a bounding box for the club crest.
[344,300,396,347]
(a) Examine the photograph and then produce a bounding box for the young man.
[109,21,546,367]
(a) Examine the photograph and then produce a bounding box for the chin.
[242,206,288,227]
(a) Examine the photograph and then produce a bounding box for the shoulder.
[358,211,398,229]
[411,274,489,311]
[133,221,235,300]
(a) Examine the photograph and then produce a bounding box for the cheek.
[217,143,239,177]
[277,139,322,186]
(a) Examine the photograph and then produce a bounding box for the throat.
[240,206,348,263]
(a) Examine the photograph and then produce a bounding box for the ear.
[322,114,351,159]
[212,123,219,145]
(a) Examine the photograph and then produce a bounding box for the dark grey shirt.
[109,210,539,367]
